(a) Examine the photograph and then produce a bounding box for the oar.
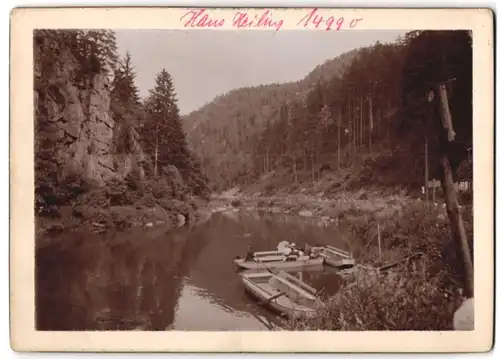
[264,265,277,275]
[315,286,326,297]
[259,257,281,275]
[258,291,287,305]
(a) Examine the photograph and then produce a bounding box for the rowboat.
[233,254,324,270]
[320,245,356,269]
[253,250,284,257]
[241,271,323,318]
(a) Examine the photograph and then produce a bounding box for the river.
[36,210,350,331]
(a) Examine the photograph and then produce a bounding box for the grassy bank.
[285,203,473,331]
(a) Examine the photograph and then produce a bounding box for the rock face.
[34,31,145,186]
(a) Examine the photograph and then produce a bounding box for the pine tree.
[112,51,141,107]
[75,30,119,77]
[140,69,207,194]
[144,69,187,173]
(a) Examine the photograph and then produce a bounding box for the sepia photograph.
[33,26,476,331]
[10,7,494,353]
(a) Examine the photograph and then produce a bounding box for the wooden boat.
[240,241,293,260]
[233,253,324,270]
[320,245,356,269]
[240,271,323,318]
[253,250,284,257]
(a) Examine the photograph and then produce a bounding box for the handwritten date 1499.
[298,8,363,31]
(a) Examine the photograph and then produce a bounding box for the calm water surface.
[36,211,348,331]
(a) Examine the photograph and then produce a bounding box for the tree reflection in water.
[36,212,344,331]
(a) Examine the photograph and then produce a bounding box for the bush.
[59,172,98,203]
[109,206,137,230]
[157,198,190,215]
[231,199,242,207]
[138,193,156,208]
[124,171,142,192]
[287,261,465,330]
[149,178,172,199]
[106,178,129,206]
[74,188,110,209]
[287,204,474,331]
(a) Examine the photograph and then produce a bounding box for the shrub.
[74,188,110,209]
[138,193,156,208]
[106,178,129,206]
[149,178,172,199]
[59,172,96,202]
[231,199,242,207]
[124,171,142,192]
[287,203,474,331]
[287,260,465,330]
[109,206,137,230]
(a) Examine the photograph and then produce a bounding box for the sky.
[115,30,407,115]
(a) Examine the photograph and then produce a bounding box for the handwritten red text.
[233,10,284,31]
[297,8,363,31]
[179,8,364,31]
[180,8,225,28]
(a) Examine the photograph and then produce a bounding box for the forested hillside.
[184,31,473,194]
[183,49,360,188]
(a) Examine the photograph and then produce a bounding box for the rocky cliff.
[34,30,144,187]
[34,31,210,240]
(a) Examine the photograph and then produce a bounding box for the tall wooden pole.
[434,83,473,298]
[348,91,352,154]
[154,122,159,177]
[377,222,382,262]
[425,134,429,205]
[337,105,341,171]
[360,96,363,146]
[352,94,356,151]
[369,96,373,154]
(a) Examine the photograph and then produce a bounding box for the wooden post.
[337,105,341,171]
[311,154,314,181]
[154,121,159,177]
[425,135,429,205]
[360,96,363,146]
[434,83,474,298]
[369,96,373,154]
[387,100,392,149]
[293,154,297,183]
[377,107,381,136]
[377,222,382,262]
[348,91,352,155]
[352,94,356,151]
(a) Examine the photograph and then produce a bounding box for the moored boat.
[320,245,356,269]
[240,271,323,318]
[253,250,284,257]
[233,254,324,270]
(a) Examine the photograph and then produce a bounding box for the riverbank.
[211,186,473,330]
[211,186,449,230]
[36,175,213,248]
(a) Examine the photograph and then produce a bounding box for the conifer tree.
[75,30,119,77]
[141,69,208,194]
[112,51,141,108]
